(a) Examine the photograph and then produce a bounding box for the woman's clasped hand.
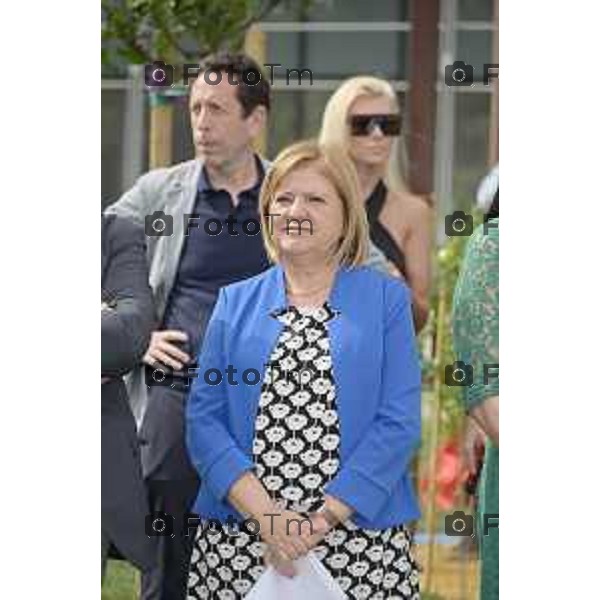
[257,509,332,577]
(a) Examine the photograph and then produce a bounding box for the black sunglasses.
[349,114,402,137]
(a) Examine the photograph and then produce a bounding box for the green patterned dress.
[451,219,499,600]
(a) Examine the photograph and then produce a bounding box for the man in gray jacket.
[106,53,272,600]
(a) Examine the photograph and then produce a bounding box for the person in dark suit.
[102,213,157,581]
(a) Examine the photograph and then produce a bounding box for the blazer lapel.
[234,266,286,447]
[247,265,353,388]
[149,160,203,319]
[237,266,356,448]
[257,264,287,360]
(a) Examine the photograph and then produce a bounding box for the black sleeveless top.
[365,180,407,278]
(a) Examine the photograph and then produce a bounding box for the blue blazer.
[186,264,422,529]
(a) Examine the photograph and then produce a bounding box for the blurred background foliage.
[421,221,478,443]
[101,0,312,68]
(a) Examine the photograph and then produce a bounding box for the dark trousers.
[140,477,200,600]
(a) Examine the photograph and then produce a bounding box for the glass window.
[172,96,195,165]
[456,30,494,83]
[102,90,126,208]
[453,92,492,211]
[265,0,408,22]
[266,31,408,81]
[458,0,494,21]
[268,90,329,157]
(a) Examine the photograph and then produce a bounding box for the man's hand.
[143,330,191,371]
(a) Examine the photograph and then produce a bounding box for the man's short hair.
[198,52,271,117]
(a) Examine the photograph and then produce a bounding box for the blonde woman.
[320,76,432,332]
[186,140,421,598]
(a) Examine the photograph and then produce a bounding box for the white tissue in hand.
[245,552,346,600]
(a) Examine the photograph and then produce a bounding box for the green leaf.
[103,0,293,68]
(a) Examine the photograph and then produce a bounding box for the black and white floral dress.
[187,303,420,599]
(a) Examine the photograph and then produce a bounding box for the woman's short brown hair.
[259,139,369,266]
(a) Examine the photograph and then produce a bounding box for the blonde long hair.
[319,76,408,194]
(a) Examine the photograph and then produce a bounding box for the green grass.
[102,560,139,600]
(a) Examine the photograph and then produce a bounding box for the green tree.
[102,0,287,67]
[102,0,310,167]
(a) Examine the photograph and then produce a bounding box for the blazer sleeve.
[101,217,155,378]
[104,171,154,228]
[186,288,254,502]
[325,280,422,522]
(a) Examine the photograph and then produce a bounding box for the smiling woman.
[259,139,369,270]
[185,140,422,598]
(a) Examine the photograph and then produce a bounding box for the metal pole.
[149,93,174,169]
[434,0,458,245]
[407,0,440,197]
[488,0,499,166]
[423,0,459,593]
[122,64,146,188]
[423,280,447,595]
[244,24,268,156]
